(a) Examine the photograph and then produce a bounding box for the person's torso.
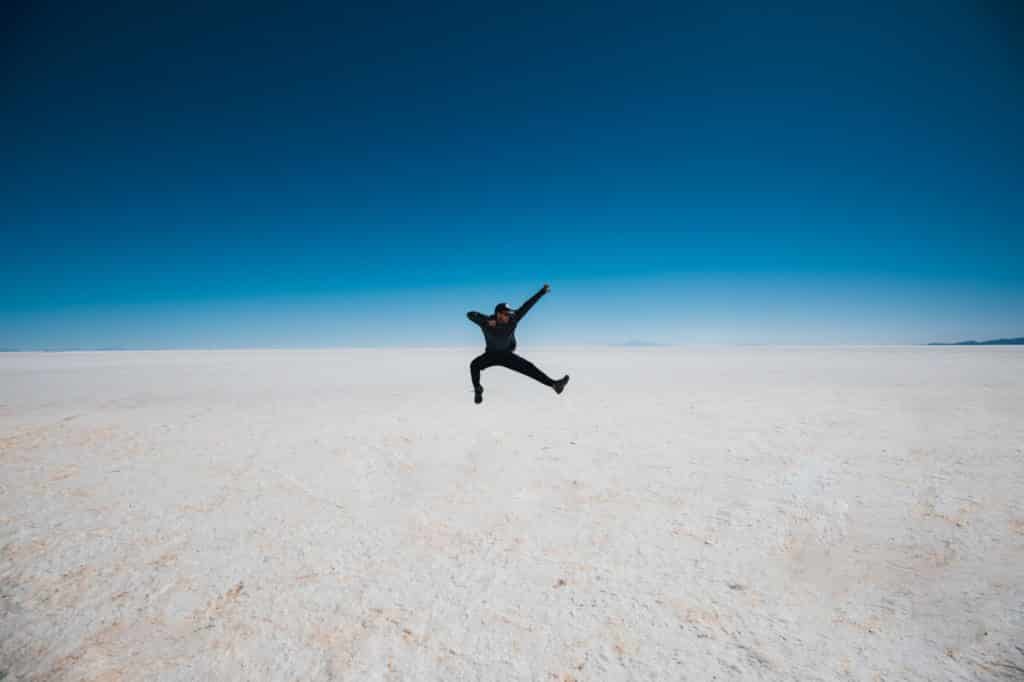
[482,320,517,351]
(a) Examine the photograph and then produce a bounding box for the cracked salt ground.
[0,347,1022,680]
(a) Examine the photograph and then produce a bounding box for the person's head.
[494,303,514,324]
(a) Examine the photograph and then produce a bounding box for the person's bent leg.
[500,352,556,387]
[470,352,490,392]
[471,352,503,391]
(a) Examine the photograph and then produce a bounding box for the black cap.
[494,303,513,315]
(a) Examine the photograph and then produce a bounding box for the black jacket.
[467,286,546,352]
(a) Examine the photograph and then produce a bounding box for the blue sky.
[3,2,1022,348]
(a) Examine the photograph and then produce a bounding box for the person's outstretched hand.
[542,283,551,294]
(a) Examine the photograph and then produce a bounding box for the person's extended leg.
[498,352,557,387]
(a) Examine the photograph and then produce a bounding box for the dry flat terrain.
[1,347,1022,681]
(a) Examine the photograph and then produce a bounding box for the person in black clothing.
[466,283,569,404]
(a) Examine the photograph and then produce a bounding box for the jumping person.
[466,283,569,404]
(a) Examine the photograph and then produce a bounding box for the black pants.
[470,351,554,391]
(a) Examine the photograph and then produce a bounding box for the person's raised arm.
[466,311,488,327]
[515,284,550,321]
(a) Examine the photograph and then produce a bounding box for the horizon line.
[3,342,1023,353]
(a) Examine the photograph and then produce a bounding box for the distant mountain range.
[928,337,1024,346]
[615,340,668,347]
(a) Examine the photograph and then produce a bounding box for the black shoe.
[553,375,570,394]
[474,388,484,404]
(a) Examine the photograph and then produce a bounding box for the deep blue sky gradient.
[3,2,1022,347]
